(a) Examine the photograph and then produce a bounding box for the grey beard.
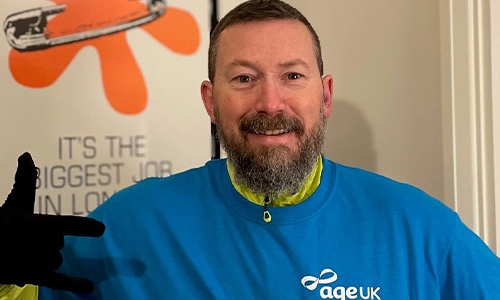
[216,111,326,200]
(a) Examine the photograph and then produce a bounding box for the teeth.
[263,129,286,135]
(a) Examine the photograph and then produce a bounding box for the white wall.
[439,0,497,253]
[287,0,444,201]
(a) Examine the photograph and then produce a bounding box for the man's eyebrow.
[226,59,311,70]
[278,59,311,70]
[227,59,258,69]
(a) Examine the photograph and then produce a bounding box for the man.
[1,0,499,299]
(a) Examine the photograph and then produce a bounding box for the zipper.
[263,196,272,223]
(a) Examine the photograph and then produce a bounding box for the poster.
[0,0,212,215]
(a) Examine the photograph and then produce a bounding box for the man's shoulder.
[327,159,432,197]
[324,158,453,217]
[121,158,225,192]
[89,159,227,215]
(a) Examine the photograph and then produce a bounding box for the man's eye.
[287,73,302,80]
[237,75,251,83]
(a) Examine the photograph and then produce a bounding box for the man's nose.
[255,80,285,115]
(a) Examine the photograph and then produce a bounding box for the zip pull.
[263,196,272,223]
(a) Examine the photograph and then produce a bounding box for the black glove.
[0,152,106,293]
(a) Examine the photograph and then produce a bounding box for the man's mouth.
[253,129,290,136]
[239,113,304,137]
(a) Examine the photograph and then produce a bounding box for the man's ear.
[201,80,215,123]
[321,74,333,118]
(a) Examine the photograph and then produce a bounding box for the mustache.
[239,113,304,136]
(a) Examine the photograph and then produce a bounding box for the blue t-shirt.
[40,157,500,299]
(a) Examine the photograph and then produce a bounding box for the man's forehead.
[216,19,316,61]
[220,19,310,38]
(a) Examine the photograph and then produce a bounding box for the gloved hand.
[0,152,106,293]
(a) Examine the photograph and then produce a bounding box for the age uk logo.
[301,268,381,300]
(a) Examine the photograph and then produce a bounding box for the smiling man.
[201,18,332,206]
[1,0,499,299]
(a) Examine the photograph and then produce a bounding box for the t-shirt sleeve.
[0,285,37,300]
[440,214,500,299]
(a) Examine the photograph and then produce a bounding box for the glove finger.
[14,251,63,276]
[32,251,64,273]
[1,249,62,283]
[35,232,65,251]
[30,214,106,237]
[31,273,96,294]
[2,152,37,213]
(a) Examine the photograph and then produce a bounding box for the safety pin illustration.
[3,0,166,51]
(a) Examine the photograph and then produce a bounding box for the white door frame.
[491,0,500,254]
[440,0,498,253]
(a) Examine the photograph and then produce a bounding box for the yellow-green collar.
[226,156,323,207]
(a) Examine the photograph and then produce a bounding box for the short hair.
[208,0,324,82]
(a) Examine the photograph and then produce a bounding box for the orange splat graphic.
[8,0,201,115]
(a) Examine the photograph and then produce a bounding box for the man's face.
[201,20,333,196]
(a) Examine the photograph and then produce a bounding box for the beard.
[214,107,326,199]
